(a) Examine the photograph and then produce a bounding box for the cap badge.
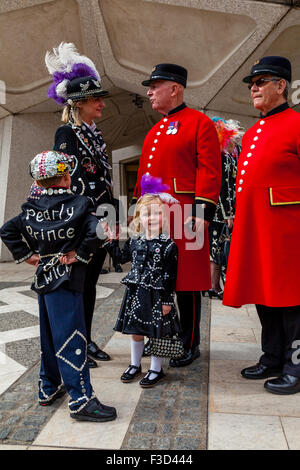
[253,60,260,65]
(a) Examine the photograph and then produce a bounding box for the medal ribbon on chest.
[166,121,180,135]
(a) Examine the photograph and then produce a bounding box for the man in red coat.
[223,56,300,394]
[132,64,221,367]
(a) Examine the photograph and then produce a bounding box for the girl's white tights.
[130,339,163,380]
[130,338,144,372]
[149,355,163,380]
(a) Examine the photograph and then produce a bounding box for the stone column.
[0,112,61,261]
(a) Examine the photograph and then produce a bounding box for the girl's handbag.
[143,335,185,358]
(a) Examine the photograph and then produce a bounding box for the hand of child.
[25,254,40,267]
[162,305,172,316]
[59,250,78,265]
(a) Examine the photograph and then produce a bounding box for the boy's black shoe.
[71,397,117,422]
[39,386,67,406]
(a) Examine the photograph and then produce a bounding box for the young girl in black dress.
[109,191,180,387]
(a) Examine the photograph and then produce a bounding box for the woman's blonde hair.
[61,103,84,127]
[129,194,170,236]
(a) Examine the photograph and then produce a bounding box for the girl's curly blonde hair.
[129,194,170,237]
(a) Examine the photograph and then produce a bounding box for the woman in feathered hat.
[204,117,244,299]
[45,42,115,368]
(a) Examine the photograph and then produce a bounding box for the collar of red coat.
[167,102,187,116]
[260,101,289,119]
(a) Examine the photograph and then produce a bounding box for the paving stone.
[0,427,11,440]
[10,427,40,442]
[131,422,157,433]
[127,436,153,449]
[5,416,21,426]
[0,402,15,411]
[15,404,33,413]
[0,310,38,332]
[162,423,177,434]
[174,437,201,450]
[179,408,202,422]
[152,437,171,449]
[177,423,202,435]
[22,415,48,426]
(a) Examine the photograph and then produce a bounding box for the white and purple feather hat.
[45,42,108,105]
[140,174,178,204]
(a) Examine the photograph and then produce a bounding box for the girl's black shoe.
[121,364,142,383]
[139,369,165,388]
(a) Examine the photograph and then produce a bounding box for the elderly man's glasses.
[248,78,281,90]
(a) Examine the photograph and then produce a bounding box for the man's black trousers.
[256,304,300,377]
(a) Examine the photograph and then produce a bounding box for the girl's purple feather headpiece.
[45,42,101,105]
[140,174,179,204]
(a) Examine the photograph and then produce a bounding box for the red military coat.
[223,107,300,307]
[132,105,221,291]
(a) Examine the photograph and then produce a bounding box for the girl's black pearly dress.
[109,233,181,338]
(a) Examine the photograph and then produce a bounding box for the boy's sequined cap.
[29,151,75,181]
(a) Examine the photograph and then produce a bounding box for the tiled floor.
[208,299,300,450]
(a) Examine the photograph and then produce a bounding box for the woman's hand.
[59,250,78,265]
[25,254,40,267]
[162,305,172,316]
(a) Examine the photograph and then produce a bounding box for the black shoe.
[264,374,300,395]
[100,269,109,274]
[169,347,200,368]
[39,386,67,406]
[88,356,98,368]
[241,363,282,380]
[87,341,111,361]
[139,369,165,388]
[121,364,142,383]
[71,397,117,422]
[114,264,123,273]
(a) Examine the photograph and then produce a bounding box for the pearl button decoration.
[147,163,151,168]
[247,153,252,157]
[254,136,258,141]
[152,147,156,151]
[157,132,161,135]
[244,161,248,166]
[241,170,245,175]
[257,128,262,133]
[239,179,243,184]
[238,187,242,192]
[149,155,153,159]
[75,349,81,355]
[251,145,255,149]
[260,120,265,125]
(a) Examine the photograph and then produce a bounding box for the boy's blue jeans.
[38,287,94,413]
